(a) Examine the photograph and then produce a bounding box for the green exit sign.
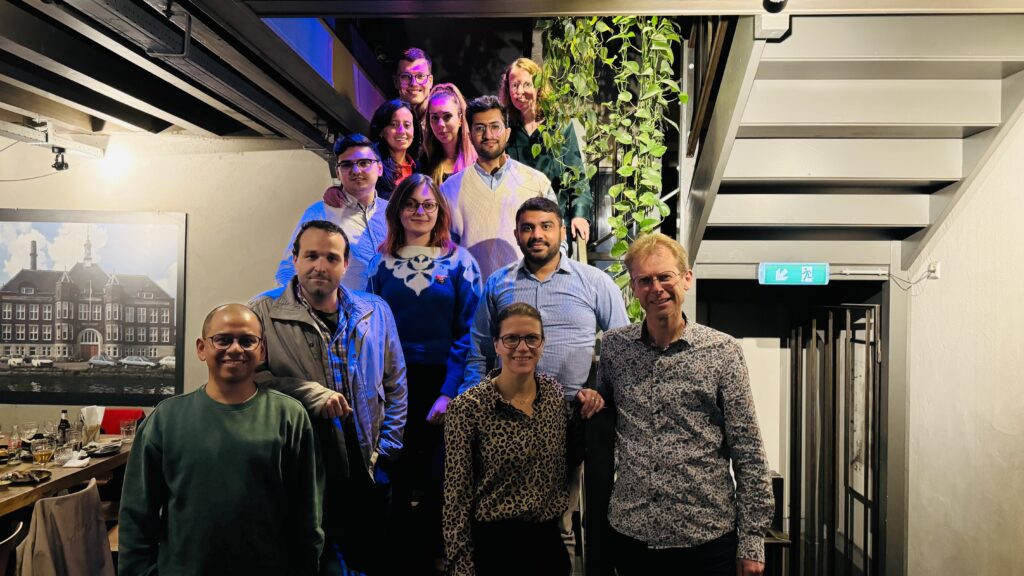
[758,263,830,286]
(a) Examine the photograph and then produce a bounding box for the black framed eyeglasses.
[206,334,262,351]
[497,333,543,350]
[398,72,431,87]
[337,158,378,172]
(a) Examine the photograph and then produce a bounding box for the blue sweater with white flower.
[366,245,482,398]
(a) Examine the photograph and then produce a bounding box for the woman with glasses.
[422,83,477,184]
[499,57,593,247]
[369,98,422,199]
[365,173,482,575]
[443,302,605,576]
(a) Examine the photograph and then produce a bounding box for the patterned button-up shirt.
[598,315,774,563]
[443,371,576,576]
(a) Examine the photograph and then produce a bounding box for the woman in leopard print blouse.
[443,302,605,576]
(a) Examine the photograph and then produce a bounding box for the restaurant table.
[0,438,130,518]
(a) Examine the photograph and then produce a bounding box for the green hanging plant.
[538,16,687,320]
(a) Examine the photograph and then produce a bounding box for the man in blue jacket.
[251,219,407,576]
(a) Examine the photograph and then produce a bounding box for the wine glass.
[31,437,55,468]
[20,421,38,449]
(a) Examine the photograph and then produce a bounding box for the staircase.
[687,14,1024,278]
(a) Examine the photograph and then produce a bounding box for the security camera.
[51,146,69,171]
[763,0,787,13]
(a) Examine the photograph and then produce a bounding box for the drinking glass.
[119,421,136,443]
[20,421,37,440]
[53,445,73,467]
[10,425,20,453]
[31,437,55,467]
[0,428,8,464]
[67,430,83,452]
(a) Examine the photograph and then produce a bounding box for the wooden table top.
[0,438,130,517]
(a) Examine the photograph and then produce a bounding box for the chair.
[15,478,115,576]
[0,522,25,576]
[99,408,144,436]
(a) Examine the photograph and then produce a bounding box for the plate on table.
[84,440,122,457]
[1,469,52,485]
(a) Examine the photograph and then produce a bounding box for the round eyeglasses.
[398,72,431,87]
[402,200,439,214]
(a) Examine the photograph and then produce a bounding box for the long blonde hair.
[498,57,552,127]
[422,83,477,183]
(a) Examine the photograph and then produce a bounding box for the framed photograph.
[0,209,186,406]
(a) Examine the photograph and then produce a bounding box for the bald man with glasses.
[119,303,324,576]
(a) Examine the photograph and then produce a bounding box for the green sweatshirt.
[118,385,324,576]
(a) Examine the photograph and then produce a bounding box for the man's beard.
[521,240,558,266]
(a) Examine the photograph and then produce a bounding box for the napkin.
[81,406,104,428]
[64,451,90,468]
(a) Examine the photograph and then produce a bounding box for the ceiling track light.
[51,146,69,171]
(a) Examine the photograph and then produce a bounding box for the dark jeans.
[612,529,738,576]
[319,422,393,576]
[472,518,571,576]
[387,363,447,575]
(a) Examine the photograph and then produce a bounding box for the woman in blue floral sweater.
[365,172,482,575]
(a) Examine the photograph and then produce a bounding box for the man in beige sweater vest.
[440,95,555,281]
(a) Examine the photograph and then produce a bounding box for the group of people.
[116,47,775,576]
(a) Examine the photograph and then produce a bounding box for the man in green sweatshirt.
[118,303,325,576]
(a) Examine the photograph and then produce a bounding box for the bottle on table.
[57,410,71,445]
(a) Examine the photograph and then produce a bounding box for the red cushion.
[100,408,145,435]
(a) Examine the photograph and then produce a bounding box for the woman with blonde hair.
[422,83,477,184]
[499,57,593,244]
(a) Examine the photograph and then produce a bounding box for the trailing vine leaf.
[539,15,685,321]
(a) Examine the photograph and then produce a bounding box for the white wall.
[740,337,787,476]
[906,109,1024,573]
[0,133,333,423]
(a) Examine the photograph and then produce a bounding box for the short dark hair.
[466,95,507,128]
[292,220,350,263]
[333,133,381,162]
[492,302,544,339]
[398,47,432,71]
[201,303,263,338]
[515,197,563,227]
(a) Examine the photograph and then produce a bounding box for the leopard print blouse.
[442,371,571,576]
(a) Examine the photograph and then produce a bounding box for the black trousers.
[611,529,738,576]
[472,518,571,576]
[388,363,447,575]
[319,422,392,576]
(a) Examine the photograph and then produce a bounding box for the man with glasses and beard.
[119,304,324,576]
[597,233,773,576]
[440,95,556,280]
[460,197,629,569]
[276,133,389,291]
[253,220,407,576]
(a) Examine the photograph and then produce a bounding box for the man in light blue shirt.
[461,196,629,567]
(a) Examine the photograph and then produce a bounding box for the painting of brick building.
[0,210,185,404]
